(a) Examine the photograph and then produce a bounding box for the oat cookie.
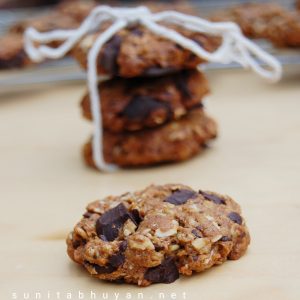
[83,109,217,168]
[81,70,209,132]
[67,184,250,286]
[0,12,80,70]
[211,3,300,47]
[9,12,80,35]
[73,23,220,78]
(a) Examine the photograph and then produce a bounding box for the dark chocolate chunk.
[131,209,142,224]
[143,66,177,77]
[85,251,125,275]
[192,229,202,238]
[165,189,197,205]
[154,244,165,251]
[96,203,137,241]
[121,95,171,121]
[113,278,125,284]
[227,212,243,225]
[220,236,231,242]
[84,260,116,274]
[100,35,122,75]
[199,190,226,205]
[144,257,179,284]
[72,240,81,249]
[94,264,116,274]
[109,253,125,269]
[174,71,192,98]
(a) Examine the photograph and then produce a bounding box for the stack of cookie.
[73,23,220,168]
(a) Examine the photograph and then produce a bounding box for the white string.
[24,5,282,172]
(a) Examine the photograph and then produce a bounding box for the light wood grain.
[0,68,299,300]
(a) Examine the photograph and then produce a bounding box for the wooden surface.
[0,68,299,300]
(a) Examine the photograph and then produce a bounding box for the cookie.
[0,12,80,70]
[211,3,284,39]
[66,184,250,286]
[81,70,209,133]
[56,0,97,22]
[9,12,80,35]
[264,11,300,47]
[56,1,195,23]
[0,34,30,69]
[72,23,220,78]
[211,3,300,47]
[83,109,217,168]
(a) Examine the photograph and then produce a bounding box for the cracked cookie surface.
[67,184,250,286]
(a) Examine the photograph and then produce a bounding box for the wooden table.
[1,67,299,300]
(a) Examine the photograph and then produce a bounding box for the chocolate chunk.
[121,96,171,121]
[227,212,243,225]
[72,240,81,249]
[85,252,125,275]
[94,263,116,274]
[174,71,192,98]
[199,190,226,205]
[100,35,122,75]
[109,253,125,269]
[143,66,177,77]
[165,189,197,205]
[119,240,128,252]
[131,209,142,224]
[96,203,138,241]
[144,257,179,284]
[154,244,164,251]
[113,278,125,284]
[220,236,231,242]
[192,229,202,238]
[84,260,116,274]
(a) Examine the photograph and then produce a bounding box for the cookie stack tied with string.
[24,6,282,172]
[75,20,221,169]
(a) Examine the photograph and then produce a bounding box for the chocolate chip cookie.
[9,12,80,35]
[72,23,220,78]
[83,109,217,168]
[67,184,250,286]
[0,12,80,70]
[211,3,300,47]
[81,70,209,133]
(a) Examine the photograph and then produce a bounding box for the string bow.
[24,5,282,171]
